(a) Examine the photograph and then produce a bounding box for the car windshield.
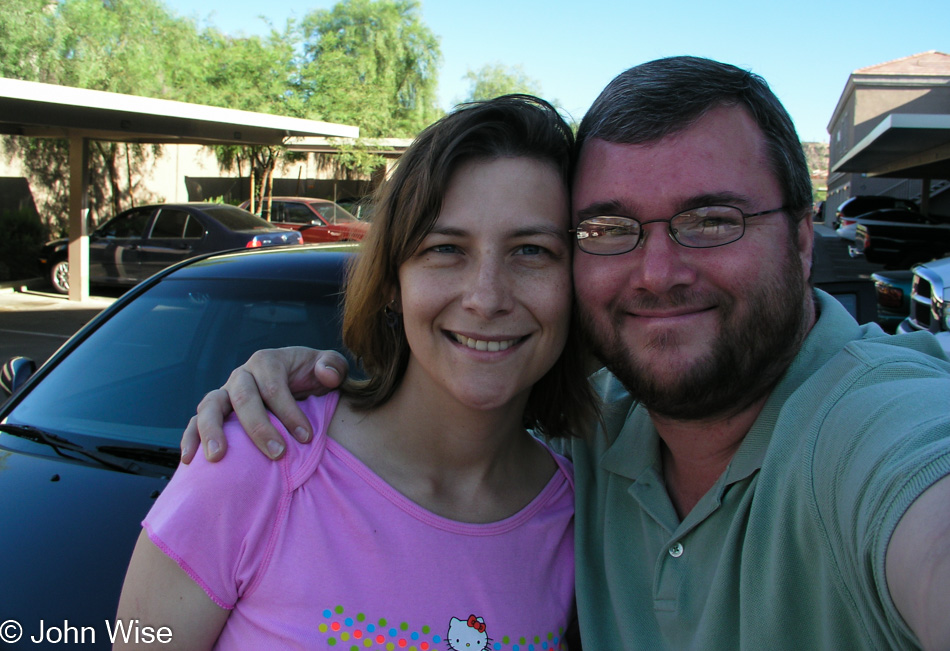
[203,205,277,230]
[5,276,346,449]
[311,202,359,224]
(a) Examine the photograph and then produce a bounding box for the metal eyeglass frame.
[570,205,788,256]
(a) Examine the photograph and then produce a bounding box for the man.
[184,57,950,649]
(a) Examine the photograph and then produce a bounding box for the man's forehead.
[571,108,776,214]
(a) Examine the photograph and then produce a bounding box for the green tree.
[295,0,442,138]
[0,0,61,82]
[462,63,542,102]
[3,0,211,228]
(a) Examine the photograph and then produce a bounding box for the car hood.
[40,238,69,252]
[0,439,169,641]
[916,255,950,276]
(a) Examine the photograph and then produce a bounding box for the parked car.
[850,209,950,268]
[833,195,918,239]
[338,197,376,222]
[239,196,369,244]
[0,244,358,645]
[870,268,914,332]
[898,255,950,357]
[39,203,303,294]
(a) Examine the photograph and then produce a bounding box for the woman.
[115,95,596,649]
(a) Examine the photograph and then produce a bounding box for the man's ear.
[797,215,815,283]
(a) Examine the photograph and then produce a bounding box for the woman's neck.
[328,374,556,523]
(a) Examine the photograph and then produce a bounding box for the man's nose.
[630,222,695,293]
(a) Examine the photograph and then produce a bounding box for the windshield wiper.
[98,445,179,469]
[0,423,144,473]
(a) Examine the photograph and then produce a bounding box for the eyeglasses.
[571,205,787,256]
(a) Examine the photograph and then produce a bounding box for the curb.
[0,278,42,294]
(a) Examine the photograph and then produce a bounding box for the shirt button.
[669,542,684,558]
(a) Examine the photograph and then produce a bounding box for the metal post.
[67,136,90,302]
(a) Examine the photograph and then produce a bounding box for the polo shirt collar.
[599,289,870,486]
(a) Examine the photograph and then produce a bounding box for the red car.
[240,197,369,244]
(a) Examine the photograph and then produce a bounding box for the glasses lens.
[575,216,640,255]
[671,206,745,248]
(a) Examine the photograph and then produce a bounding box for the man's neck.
[651,394,769,518]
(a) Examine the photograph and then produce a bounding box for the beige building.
[826,51,950,222]
[0,138,407,234]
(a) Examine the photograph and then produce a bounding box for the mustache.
[620,287,731,313]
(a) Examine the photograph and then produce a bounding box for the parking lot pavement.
[0,279,117,369]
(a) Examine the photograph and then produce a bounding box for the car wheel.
[50,259,69,294]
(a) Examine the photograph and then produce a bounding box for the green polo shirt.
[571,291,950,649]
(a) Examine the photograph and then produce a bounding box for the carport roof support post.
[67,136,90,302]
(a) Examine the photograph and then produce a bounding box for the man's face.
[572,105,814,420]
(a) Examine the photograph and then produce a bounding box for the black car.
[39,203,303,294]
[0,244,357,647]
[833,195,917,230]
[851,209,950,268]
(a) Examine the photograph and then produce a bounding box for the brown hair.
[342,94,597,438]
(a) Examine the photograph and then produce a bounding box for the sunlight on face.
[397,157,572,414]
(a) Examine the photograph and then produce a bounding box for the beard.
[580,244,810,421]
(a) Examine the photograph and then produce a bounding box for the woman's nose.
[460,257,514,316]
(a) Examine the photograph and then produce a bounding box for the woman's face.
[397,156,572,413]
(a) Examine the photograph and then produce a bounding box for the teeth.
[452,333,519,351]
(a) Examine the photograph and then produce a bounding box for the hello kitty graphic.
[445,614,491,650]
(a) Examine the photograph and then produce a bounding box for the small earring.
[383,300,401,328]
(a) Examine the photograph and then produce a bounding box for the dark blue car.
[0,244,356,647]
[39,203,303,294]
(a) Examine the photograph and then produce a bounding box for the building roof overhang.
[0,77,358,145]
[831,113,950,179]
[285,136,413,156]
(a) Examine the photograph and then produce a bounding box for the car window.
[5,276,348,448]
[201,205,275,230]
[311,203,358,224]
[282,202,320,225]
[95,209,152,238]
[150,209,203,239]
[184,216,205,238]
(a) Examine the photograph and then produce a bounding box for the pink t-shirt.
[146,393,575,650]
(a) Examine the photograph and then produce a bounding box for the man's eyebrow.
[679,192,755,211]
[575,200,630,221]
[576,192,758,221]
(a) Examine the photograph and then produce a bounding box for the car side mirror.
[0,356,37,397]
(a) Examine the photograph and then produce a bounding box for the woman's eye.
[429,244,459,254]
[517,244,545,255]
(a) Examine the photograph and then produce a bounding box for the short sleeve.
[813,369,950,642]
[144,393,339,608]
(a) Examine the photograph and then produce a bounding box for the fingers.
[185,388,233,463]
[180,416,200,464]
[312,350,348,392]
[226,366,293,458]
[181,347,353,464]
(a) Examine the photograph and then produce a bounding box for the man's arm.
[885,473,950,650]
[180,347,348,463]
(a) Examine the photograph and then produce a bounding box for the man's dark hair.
[576,56,812,222]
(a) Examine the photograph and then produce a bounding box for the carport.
[832,113,950,216]
[0,77,358,301]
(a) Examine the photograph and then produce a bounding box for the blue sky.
[164,0,949,143]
